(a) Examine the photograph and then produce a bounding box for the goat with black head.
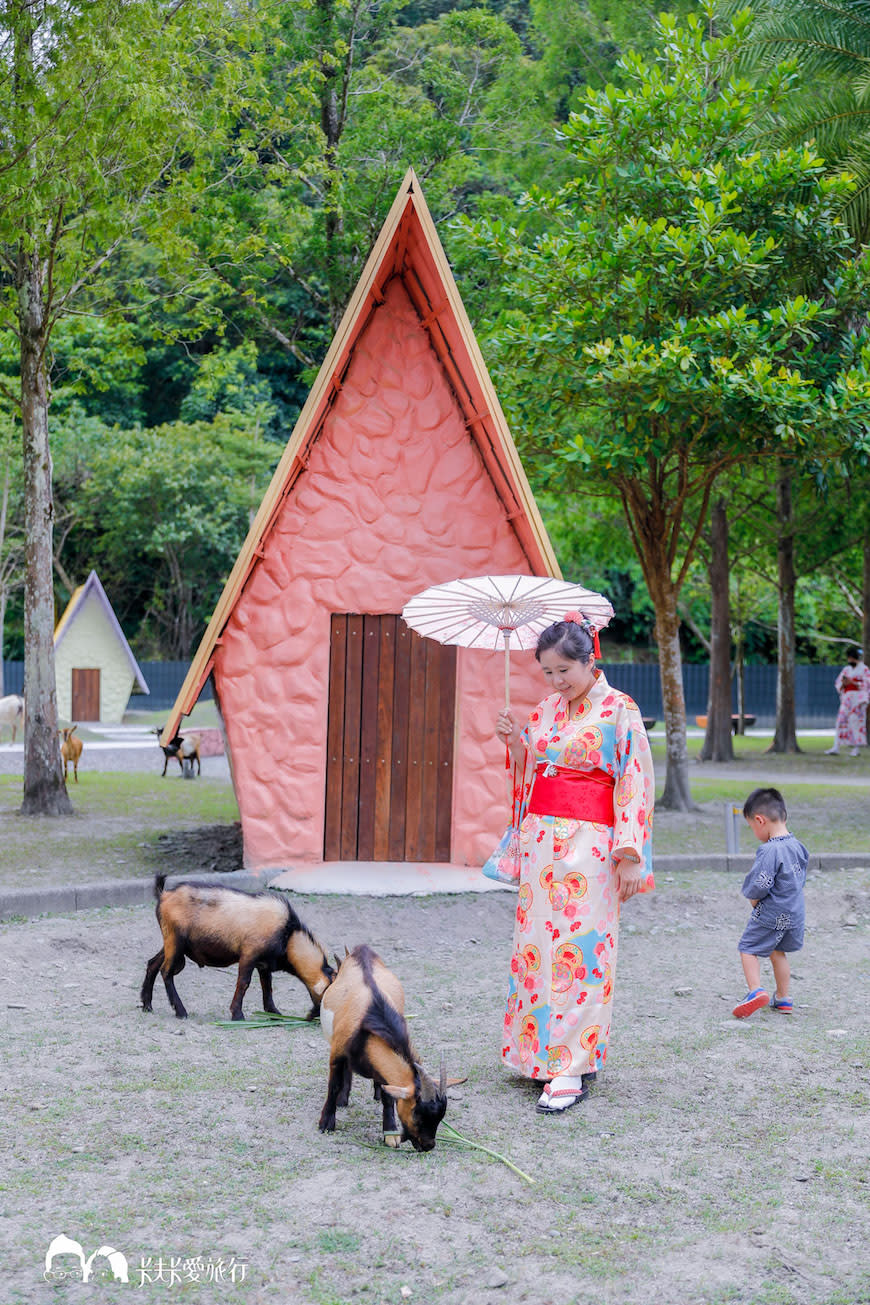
[152,727,183,777]
[141,877,335,1021]
[318,944,461,1151]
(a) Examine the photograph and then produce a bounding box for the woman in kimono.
[493,614,654,1114]
[825,647,870,756]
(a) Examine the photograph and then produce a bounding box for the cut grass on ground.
[0,772,240,890]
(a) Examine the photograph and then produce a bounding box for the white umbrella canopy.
[401,574,614,709]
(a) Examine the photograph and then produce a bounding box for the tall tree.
[462,6,870,807]
[698,496,734,761]
[0,0,250,812]
[0,418,24,690]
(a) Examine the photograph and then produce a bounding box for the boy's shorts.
[738,918,804,955]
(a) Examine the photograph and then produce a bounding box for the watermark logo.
[43,1236,247,1287]
[44,1235,129,1283]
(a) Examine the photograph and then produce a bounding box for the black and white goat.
[152,727,183,776]
[318,944,461,1151]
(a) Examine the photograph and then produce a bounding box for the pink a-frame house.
[163,171,560,871]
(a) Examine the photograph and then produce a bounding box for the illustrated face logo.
[44,1235,129,1283]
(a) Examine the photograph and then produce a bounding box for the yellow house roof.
[54,570,149,693]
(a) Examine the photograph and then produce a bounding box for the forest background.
[2,0,870,788]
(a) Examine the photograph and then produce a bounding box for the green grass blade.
[440,1121,535,1185]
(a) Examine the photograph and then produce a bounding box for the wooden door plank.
[324,616,347,860]
[418,639,441,860]
[340,615,364,860]
[356,616,381,860]
[388,622,411,861]
[434,644,456,862]
[403,631,427,860]
[373,616,396,861]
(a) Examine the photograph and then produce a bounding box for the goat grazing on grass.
[141,877,335,1021]
[0,693,24,742]
[318,944,461,1151]
[59,725,83,782]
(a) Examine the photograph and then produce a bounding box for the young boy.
[733,787,809,1018]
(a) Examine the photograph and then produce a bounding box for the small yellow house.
[54,571,149,722]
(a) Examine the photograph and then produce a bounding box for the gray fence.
[1,661,212,711]
[0,659,839,723]
[596,662,839,727]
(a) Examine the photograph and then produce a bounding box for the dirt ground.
[3,868,869,1305]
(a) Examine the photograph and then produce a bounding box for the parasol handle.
[503,628,511,712]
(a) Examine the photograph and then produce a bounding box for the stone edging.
[1,855,867,922]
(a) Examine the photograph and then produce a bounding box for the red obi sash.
[528,764,615,824]
[842,678,862,692]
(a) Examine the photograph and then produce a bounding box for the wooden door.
[71,668,101,721]
[325,614,456,862]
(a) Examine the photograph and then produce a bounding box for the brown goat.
[59,725,83,782]
[141,878,335,1021]
[318,944,462,1151]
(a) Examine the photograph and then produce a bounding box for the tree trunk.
[317,0,348,330]
[699,497,734,761]
[651,580,697,810]
[0,453,8,698]
[863,529,870,739]
[18,245,71,815]
[769,467,800,753]
[734,624,746,733]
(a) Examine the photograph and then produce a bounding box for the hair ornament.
[563,611,601,658]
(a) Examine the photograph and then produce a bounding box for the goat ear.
[445,1076,468,1088]
[380,1084,414,1101]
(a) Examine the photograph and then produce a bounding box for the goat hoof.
[318,1120,336,1134]
[383,1132,402,1149]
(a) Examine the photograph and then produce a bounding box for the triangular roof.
[54,570,150,693]
[162,168,558,743]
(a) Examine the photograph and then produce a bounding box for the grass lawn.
[0,772,240,891]
[2,726,867,893]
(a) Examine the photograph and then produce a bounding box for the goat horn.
[440,1051,446,1096]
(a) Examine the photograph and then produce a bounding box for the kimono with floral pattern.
[835,661,870,747]
[502,671,655,1081]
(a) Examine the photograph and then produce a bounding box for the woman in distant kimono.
[825,646,870,756]
[491,614,654,1114]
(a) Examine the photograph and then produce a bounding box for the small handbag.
[482,754,531,887]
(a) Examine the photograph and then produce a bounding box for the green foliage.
[725,0,870,244]
[461,8,870,574]
[0,0,255,336]
[60,414,280,658]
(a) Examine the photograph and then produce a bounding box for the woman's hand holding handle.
[496,710,519,746]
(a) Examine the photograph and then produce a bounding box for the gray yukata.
[738,834,808,955]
